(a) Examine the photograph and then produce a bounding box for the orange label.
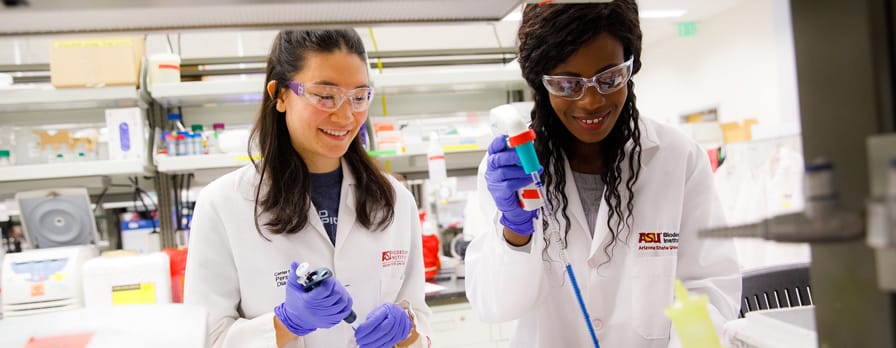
[30,283,45,297]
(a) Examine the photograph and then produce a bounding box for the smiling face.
[273,49,370,173]
[547,32,628,146]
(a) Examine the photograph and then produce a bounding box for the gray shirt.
[571,171,604,237]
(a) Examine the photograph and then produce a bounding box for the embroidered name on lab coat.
[382,250,408,268]
[274,269,289,287]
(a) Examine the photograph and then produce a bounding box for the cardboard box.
[49,37,144,88]
[720,118,759,144]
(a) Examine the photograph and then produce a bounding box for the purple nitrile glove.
[485,135,539,235]
[353,303,413,348]
[274,261,354,336]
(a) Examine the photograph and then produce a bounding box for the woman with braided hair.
[465,1,741,347]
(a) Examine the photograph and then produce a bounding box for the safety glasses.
[541,57,634,100]
[286,81,374,113]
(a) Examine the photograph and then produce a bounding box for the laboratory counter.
[425,274,467,307]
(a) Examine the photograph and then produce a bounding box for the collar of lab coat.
[239,157,359,250]
[558,119,661,263]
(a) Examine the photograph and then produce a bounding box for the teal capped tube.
[509,132,541,175]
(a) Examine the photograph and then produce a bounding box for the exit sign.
[677,21,697,37]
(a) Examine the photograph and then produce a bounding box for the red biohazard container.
[164,248,188,303]
[419,212,441,280]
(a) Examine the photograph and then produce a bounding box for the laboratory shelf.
[0,159,151,183]
[148,65,525,108]
[375,148,486,180]
[371,65,526,95]
[150,78,266,108]
[0,85,144,112]
[155,153,254,174]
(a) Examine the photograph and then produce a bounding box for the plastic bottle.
[0,149,11,167]
[191,124,206,155]
[175,133,186,156]
[206,123,224,154]
[664,279,723,348]
[167,113,186,132]
[164,132,176,157]
[427,132,447,186]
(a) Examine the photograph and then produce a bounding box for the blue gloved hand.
[354,303,413,348]
[274,262,354,336]
[485,135,539,235]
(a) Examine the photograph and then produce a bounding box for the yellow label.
[111,283,156,305]
[233,154,262,162]
[54,39,134,48]
[443,144,480,152]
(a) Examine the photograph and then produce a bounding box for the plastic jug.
[664,279,724,348]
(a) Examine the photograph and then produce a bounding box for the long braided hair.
[517,1,643,261]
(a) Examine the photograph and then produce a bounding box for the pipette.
[489,104,600,348]
[296,263,358,328]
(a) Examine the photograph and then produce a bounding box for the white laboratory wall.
[637,0,800,136]
[636,0,809,272]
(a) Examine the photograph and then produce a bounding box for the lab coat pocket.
[632,256,675,340]
[380,267,405,302]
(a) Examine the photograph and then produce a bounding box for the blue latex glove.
[354,303,413,348]
[274,262,354,336]
[485,135,539,235]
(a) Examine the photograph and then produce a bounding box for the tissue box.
[105,107,145,161]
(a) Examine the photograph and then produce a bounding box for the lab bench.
[424,269,514,348]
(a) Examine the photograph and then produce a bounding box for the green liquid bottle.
[664,279,724,348]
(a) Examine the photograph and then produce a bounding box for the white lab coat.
[184,160,432,348]
[465,118,741,348]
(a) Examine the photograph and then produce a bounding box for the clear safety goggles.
[541,57,634,100]
[286,81,375,112]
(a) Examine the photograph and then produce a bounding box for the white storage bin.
[82,252,172,307]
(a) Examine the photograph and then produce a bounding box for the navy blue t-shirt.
[309,167,343,246]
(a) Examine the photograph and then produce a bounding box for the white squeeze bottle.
[427,132,447,186]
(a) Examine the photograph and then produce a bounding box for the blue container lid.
[120,219,159,231]
[167,113,182,120]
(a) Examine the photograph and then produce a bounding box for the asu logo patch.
[638,232,662,243]
[382,249,409,268]
[636,231,680,256]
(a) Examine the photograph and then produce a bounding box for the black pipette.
[301,267,358,325]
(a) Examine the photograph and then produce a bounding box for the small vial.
[165,133,176,156]
[176,134,186,156]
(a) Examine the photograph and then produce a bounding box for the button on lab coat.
[184,161,432,348]
[465,118,741,348]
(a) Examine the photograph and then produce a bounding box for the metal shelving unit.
[0,159,151,182]
[0,85,154,198]
[155,153,253,174]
